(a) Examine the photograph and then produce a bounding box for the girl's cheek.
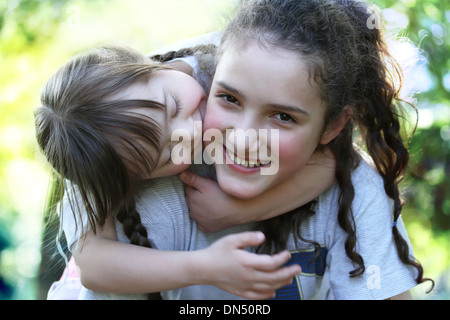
[277,140,298,163]
[276,135,308,169]
[203,116,220,132]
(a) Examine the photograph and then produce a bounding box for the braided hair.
[151,43,217,93]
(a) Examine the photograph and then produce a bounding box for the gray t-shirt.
[61,160,418,300]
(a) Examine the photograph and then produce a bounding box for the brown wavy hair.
[36,46,168,254]
[220,0,433,290]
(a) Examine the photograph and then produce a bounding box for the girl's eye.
[274,113,295,123]
[165,145,173,165]
[218,94,240,105]
[172,96,182,117]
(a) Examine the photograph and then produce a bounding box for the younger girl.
[37,44,333,299]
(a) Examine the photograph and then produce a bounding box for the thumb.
[221,231,266,249]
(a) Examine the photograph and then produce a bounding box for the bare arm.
[72,217,301,299]
[181,148,336,232]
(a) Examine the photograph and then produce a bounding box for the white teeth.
[228,151,236,162]
[226,149,270,168]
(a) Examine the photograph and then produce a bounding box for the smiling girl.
[182,0,434,299]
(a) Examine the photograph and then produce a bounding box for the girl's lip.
[223,146,264,175]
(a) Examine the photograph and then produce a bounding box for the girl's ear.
[319,106,351,145]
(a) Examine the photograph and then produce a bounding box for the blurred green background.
[0,0,448,300]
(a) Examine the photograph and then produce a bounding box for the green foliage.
[407,125,450,231]
[1,0,70,50]
[376,0,449,104]
[374,0,450,299]
[402,124,450,298]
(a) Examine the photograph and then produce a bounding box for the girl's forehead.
[215,40,323,108]
[218,40,308,75]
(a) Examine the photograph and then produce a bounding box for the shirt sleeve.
[326,161,418,300]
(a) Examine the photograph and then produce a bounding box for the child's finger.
[239,265,301,299]
[233,289,277,300]
[220,231,266,249]
[257,264,301,289]
[179,171,208,190]
[243,250,293,272]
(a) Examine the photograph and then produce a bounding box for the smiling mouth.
[225,148,271,168]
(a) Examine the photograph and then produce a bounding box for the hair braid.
[116,199,152,248]
[150,44,217,63]
[115,197,163,299]
[151,48,196,63]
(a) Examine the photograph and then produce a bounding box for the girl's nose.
[235,114,263,153]
[226,125,260,161]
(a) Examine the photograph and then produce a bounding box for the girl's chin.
[217,175,267,200]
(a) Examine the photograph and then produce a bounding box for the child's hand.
[180,171,247,232]
[197,231,301,300]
